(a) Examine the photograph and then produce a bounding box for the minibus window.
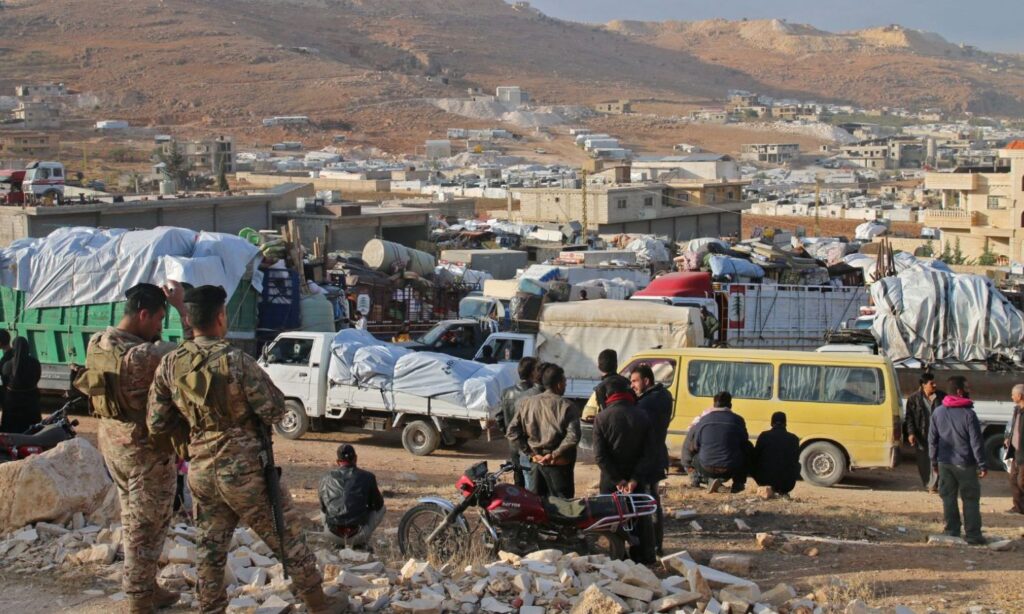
[688,360,773,399]
[780,364,884,405]
[622,358,676,387]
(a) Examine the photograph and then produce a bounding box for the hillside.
[0,1,1022,154]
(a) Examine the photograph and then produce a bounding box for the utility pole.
[814,173,823,237]
[581,168,588,244]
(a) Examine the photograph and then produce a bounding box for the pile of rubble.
[1,514,905,614]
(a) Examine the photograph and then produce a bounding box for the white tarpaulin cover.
[537,299,703,380]
[464,363,519,413]
[352,345,412,388]
[390,352,515,411]
[871,266,1024,363]
[434,263,493,287]
[328,329,385,385]
[709,255,765,280]
[0,226,260,309]
[854,221,888,241]
[625,237,670,264]
[570,278,638,301]
[843,252,951,285]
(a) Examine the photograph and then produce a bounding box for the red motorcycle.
[0,398,81,463]
[397,461,657,561]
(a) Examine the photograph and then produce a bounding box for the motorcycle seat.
[0,424,68,448]
[544,495,633,525]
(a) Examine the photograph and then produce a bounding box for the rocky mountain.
[0,0,1020,146]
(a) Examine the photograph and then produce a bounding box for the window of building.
[643,196,654,208]
[778,364,884,405]
[616,199,627,209]
[988,196,1005,210]
[687,360,773,400]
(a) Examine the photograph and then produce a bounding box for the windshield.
[459,298,493,319]
[418,322,449,345]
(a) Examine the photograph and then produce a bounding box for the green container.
[0,281,258,366]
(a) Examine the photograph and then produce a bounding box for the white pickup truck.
[258,331,494,456]
[471,299,704,400]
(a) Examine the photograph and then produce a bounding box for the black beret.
[184,284,227,306]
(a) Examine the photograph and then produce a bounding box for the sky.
[526,0,1024,53]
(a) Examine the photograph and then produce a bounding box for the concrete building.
[496,86,526,106]
[840,137,925,170]
[12,102,60,130]
[773,104,818,122]
[271,203,435,252]
[0,130,58,159]
[740,143,801,164]
[0,184,313,248]
[511,182,747,240]
[425,140,453,159]
[160,136,235,175]
[594,100,633,114]
[922,142,1024,262]
[632,154,741,182]
[15,83,67,99]
[689,109,731,123]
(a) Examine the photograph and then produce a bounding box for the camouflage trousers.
[98,420,177,598]
[189,457,323,614]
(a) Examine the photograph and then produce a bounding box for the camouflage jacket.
[147,336,285,471]
[85,327,176,447]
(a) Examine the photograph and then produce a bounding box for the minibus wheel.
[800,441,846,487]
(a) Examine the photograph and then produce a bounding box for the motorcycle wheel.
[398,503,468,563]
[584,531,627,560]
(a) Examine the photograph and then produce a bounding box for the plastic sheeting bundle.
[871,266,1024,363]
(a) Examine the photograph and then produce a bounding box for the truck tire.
[983,432,1007,472]
[402,420,441,456]
[799,441,847,487]
[274,400,309,440]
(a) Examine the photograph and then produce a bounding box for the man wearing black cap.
[75,281,189,614]
[148,285,346,614]
[753,411,802,497]
[318,444,385,549]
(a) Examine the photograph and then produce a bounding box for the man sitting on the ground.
[687,391,750,493]
[753,411,801,497]
[318,444,385,549]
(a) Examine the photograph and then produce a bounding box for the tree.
[978,242,998,266]
[919,240,934,258]
[952,237,965,265]
[155,142,190,188]
[215,151,229,192]
[940,241,953,263]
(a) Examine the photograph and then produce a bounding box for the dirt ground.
[3,415,1023,613]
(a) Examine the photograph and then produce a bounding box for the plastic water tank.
[362,239,435,276]
[300,293,336,332]
[159,180,176,195]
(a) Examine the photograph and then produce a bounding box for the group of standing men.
[904,374,1024,544]
[497,349,672,564]
[76,282,346,614]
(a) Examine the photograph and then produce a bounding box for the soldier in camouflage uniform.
[75,282,190,614]
[147,285,346,614]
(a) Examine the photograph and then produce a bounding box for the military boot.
[128,595,155,614]
[153,584,181,610]
[300,587,349,614]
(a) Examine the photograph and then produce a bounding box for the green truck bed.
[0,283,260,389]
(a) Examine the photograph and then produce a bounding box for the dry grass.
[815,575,890,612]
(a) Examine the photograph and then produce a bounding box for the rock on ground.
[0,438,117,533]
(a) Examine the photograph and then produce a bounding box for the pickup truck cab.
[398,318,497,360]
[259,331,492,455]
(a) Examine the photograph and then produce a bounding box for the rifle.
[256,423,290,579]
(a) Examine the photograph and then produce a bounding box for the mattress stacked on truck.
[326,329,516,412]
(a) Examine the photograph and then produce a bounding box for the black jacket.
[1007,405,1023,464]
[904,389,945,445]
[753,426,801,488]
[594,373,631,410]
[636,383,673,480]
[497,381,541,435]
[318,465,384,528]
[689,409,749,470]
[593,399,657,491]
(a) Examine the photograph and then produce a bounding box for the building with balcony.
[0,130,58,160]
[160,136,235,175]
[740,143,801,164]
[922,141,1024,262]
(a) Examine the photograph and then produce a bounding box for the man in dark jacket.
[593,349,630,412]
[904,373,945,492]
[318,444,385,548]
[753,411,801,497]
[631,363,672,555]
[591,376,657,564]
[497,357,541,489]
[929,376,987,545]
[1005,384,1024,515]
[688,391,750,493]
[507,366,581,498]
